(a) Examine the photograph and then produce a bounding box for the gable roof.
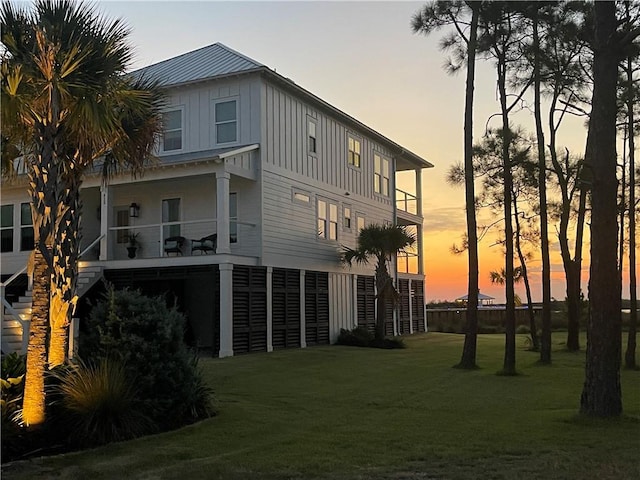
[133,43,433,169]
[133,43,264,87]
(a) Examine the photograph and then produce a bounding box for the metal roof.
[132,43,264,87]
[132,43,433,169]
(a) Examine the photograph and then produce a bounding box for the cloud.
[424,206,468,232]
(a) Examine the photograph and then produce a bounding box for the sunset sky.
[96,0,636,302]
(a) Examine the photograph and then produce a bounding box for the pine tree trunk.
[624,55,637,369]
[533,10,551,363]
[568,185,588,351]
[458,2,480,370]
[580,1,622,417]
[21,248,50,427]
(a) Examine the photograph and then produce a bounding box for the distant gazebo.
[455,291,495,306]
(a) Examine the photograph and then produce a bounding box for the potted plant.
[126,232,140,259]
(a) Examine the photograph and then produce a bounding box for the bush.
[336,326,373,347]
[336,327,406,349]
[50,357,155,447]
[79,286,214,430]
[516,325,530,335]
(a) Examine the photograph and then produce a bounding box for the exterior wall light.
[129,202,140,218]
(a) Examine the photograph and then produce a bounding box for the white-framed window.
[308,117,317,155]
[292,188,311,205]
[1,204,14,252]
[343,205,352,230]
[162,198,181,239]
[162,108,183,152]
[214,98,238,144]
[356,214,365,234]
[115,207,129,244]
[20,203,34,251]
[374,153,390,196]
[347,135,361,168]
[317,198,338,241]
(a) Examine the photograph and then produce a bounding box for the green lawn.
[3,333,639,480]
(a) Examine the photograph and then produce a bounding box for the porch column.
[408,279,414,334]
[352,274,358,328]
[266,266,273,352]
[99,183,111,261]
[415,168,423,217]
[300,270,307,348]
[219,263,234,358]
[216,171,231,254]
[417,224,424,275]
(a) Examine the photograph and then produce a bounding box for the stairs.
[1,265,104,355]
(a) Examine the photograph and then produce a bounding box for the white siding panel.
[328,273,356,343]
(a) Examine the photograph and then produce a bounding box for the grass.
[3,333,639,480]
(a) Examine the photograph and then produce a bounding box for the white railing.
[107,218,255,259]
[396,188,418,215]
[397,251,419,275]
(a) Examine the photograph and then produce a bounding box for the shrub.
[336,327,406,349]
[79,286,214,429]
[516,325,530,335]
[50,357,155,447]
[336,326,373,347]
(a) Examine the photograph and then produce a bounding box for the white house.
[1,43,433,357]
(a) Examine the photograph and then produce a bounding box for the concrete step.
[80,266,103,273]
[2,319,27,328]
[10,301,32,309]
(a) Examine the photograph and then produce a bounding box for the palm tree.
[342,224,416,343]
[1,0,163,426]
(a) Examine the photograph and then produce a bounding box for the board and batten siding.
[261,81,395,204]
[158,75,262,156]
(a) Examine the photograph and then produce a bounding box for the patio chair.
[164,236,185,256]
[191,233,217,255]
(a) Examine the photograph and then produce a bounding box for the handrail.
[2,298,29,328]
[2,297,30,352]
[1,266,27,288]
[79,233,104,259]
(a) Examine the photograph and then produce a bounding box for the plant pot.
[127,246,137,259]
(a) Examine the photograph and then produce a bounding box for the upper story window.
[20,203,34,251]
[347,135,361,168]
[308,118,317,155]
[317,199,338,241]
[162,109,183,152]
[1,204,14,252]
[215,99,238,144]
[374,153,390,196]
[356,214,365,234]
[343,205,352,230]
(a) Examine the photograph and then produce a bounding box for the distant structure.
[455,290,495,307]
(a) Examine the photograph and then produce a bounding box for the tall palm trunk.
[624,55,637,369]
[374,255,392,342]
[21,247,50,427]
[533,10,551,362]
[580,1,622,417]
[49,171,81,367]
[458,2,480,369]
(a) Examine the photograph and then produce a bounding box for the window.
[292,189,311,204]
[1,205,14,252]
[115,208,129,244]
[162,198,181,239]
[356,214,365,233]
[215,99,237,144]
[343,205,352,230]
[348,136,361,167]
[374,153,390,196]
[162,109,183,152]
[308,118,317,154]
[20,203,34,251]
[317,199,338,241]
[230,192,238,243]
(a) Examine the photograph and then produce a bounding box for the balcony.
[396,188,418,215]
